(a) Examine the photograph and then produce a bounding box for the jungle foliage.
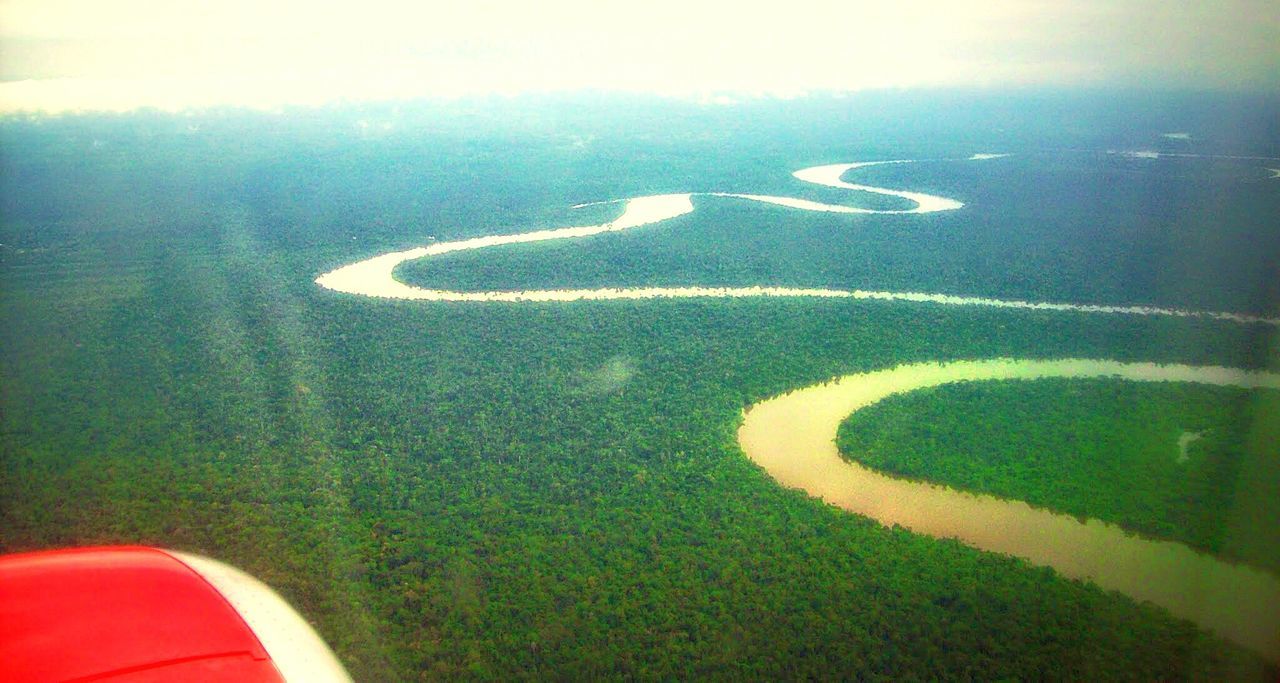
[2,92,1278,680]
[837,379,1280,575]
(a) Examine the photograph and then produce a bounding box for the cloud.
[1,0,1276,112]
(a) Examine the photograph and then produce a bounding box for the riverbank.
[738,359,1280,662]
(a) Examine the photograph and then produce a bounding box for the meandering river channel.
[738,359,1280,661]
[318,156,1279,660]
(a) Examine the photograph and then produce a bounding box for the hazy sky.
[1,0,1277,112]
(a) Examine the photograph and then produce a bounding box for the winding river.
[317,155,1279,660]
[738,360,1280,661]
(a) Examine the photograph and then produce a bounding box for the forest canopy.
[3,92,1278,679]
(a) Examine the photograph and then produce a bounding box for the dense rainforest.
[2,92,1279,679]
[837,379,1280,575]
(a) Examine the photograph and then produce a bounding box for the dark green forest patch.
[838,378,1280,575]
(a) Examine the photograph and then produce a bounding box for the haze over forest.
[2,1,1278,111]
[2,1,1279,680]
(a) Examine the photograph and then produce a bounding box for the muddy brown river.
[738,359,1280,661]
